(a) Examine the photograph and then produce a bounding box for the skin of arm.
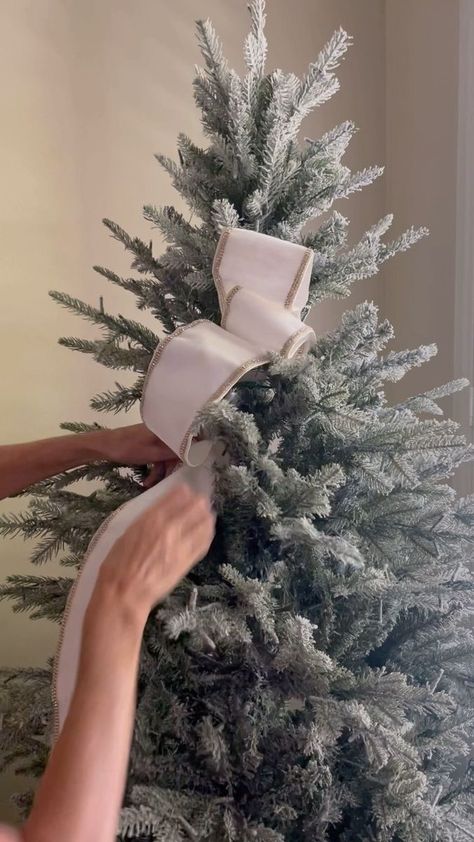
[1,484,215,842]
[0,424,176,501]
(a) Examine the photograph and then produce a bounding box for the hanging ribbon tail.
[52,459,215,738]
[53,228,315,736]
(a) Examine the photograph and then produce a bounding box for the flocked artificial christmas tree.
[1,2,474,839]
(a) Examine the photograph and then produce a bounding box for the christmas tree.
[1,2,474,839]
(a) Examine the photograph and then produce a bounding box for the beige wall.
[0,0,461,819]
[384,0,460,402]
[384,0,472,492]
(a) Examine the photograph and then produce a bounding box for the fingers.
[185,516,215,562]
[161,515,215,592]
[136,484,192,524]
[173,494,215,564]
[142,463,166,488]
[139,484,214,547]
[142,459,181,488]
[152,484,211,524]
[109,423,176,466]
[102,483,215,615]
[138,426,175,461]
[179,495,215,543]
[150,485,215,569]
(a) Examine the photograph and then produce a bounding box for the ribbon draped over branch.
[141,228,315,465]
[53,229,315,735]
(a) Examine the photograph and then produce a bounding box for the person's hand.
[89,485,215,629]
[90,423,178,487]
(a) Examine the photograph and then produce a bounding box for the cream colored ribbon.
[53,228,315,736]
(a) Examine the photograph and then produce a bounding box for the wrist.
[79,580,144,693]
[80,429,110,463]
[85,569,148,641]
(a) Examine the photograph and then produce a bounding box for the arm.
[17,484,214,842]
[20,595,141,842]
[0,424,175,501]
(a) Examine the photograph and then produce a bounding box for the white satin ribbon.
[53,228,315,736]
[141,228,314,465]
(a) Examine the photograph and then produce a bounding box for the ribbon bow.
[141,228,315,465]
[53,229,315,734]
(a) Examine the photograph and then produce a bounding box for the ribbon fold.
[53,228,315,735]
[141,228,315,465]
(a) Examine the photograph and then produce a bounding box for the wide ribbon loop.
[53,229,315,736]
[141,228,315,466]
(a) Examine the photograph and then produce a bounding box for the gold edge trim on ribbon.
[212,228,231,315]
[281,325,315,358]
[178,352,272,463]
[213,227,314,316]
[220,285,241,330]
[284,248,313,310]
[139,320,208,422]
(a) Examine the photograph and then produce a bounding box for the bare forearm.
[0,424,175,501]
[0,432,105,500]
[23,582,144,842]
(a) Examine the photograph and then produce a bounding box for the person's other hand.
[91,485,215,627]
[91,423,178,486]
